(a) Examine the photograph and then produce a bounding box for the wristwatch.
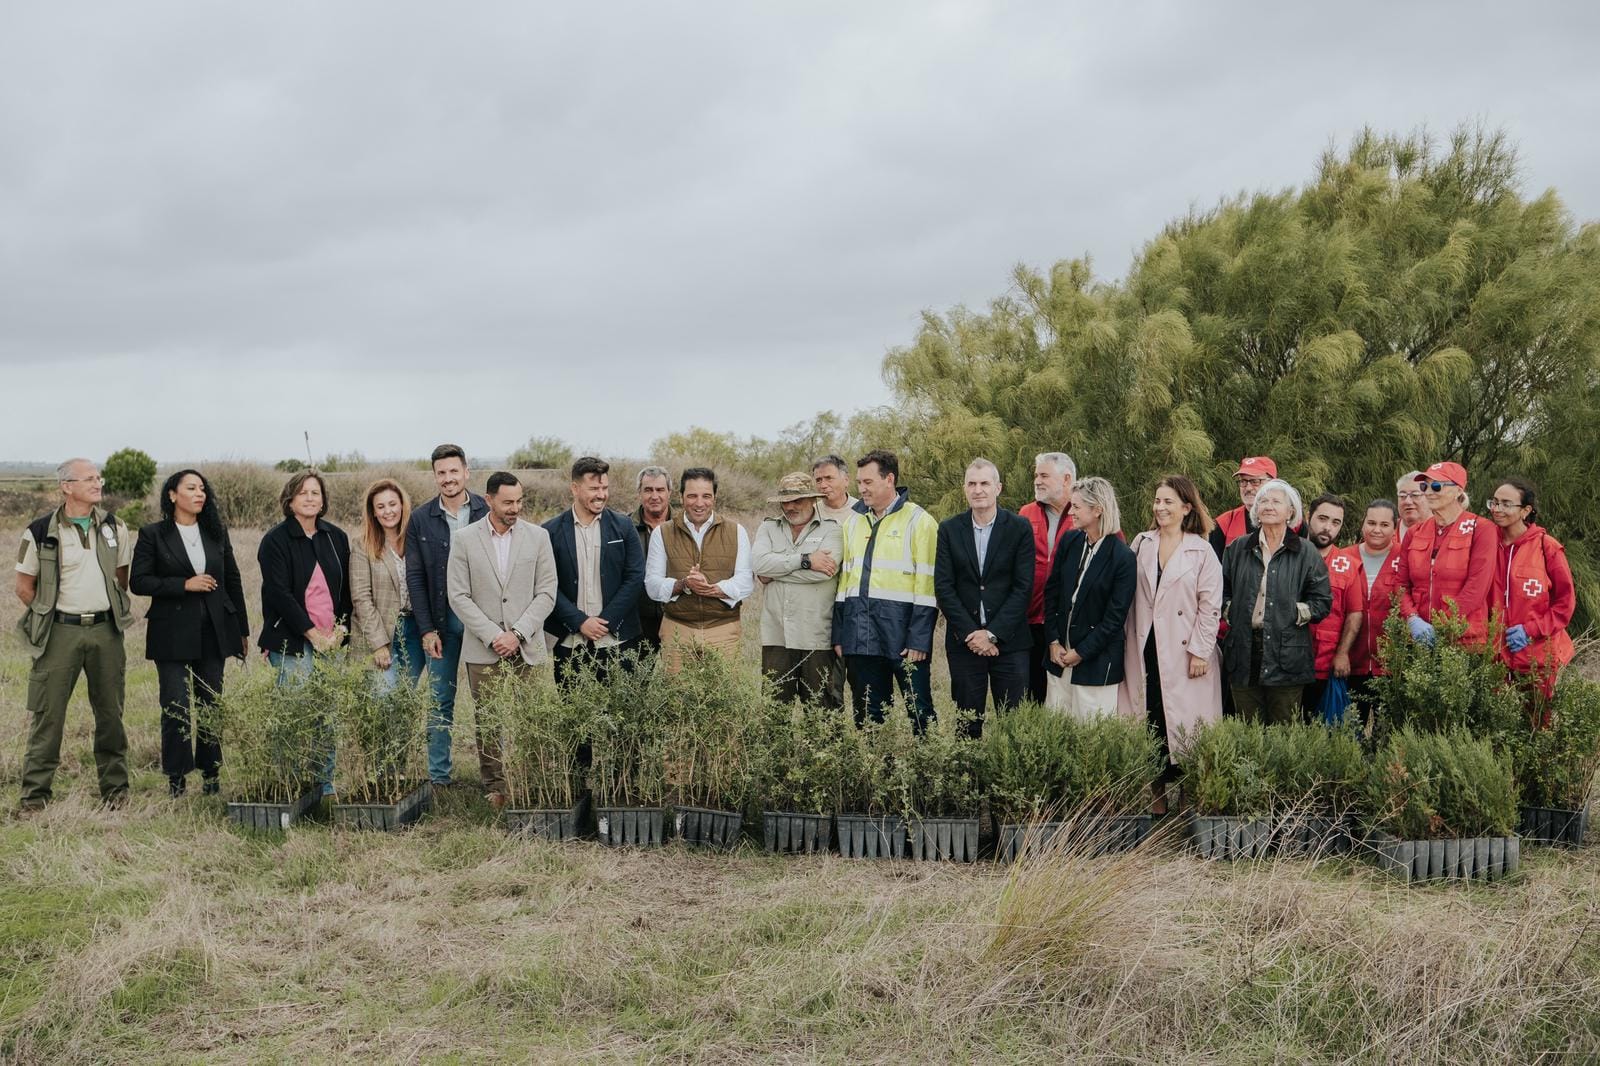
[800,554,811,570]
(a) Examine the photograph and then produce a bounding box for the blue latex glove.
[1407,616,1436,646]
[1505,625,1530,653]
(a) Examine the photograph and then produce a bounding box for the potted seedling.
[1516,676,1600,846]
[756,698,843,855]
[1262,723,1365,857]
[200,660,328,831]
[830,705,912,859]
[488,666,591,841]
[588,652,671,847]
[900,708,984,862]
[1370,609,1525,748]
[1363,727,1520,883]
[663,648,764,849]
[1183,718,1274,860]
[1063,710,1166,856]
[328,656,436,831]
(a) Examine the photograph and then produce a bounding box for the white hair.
[1034,452,1077,479]
[1249,478,1304,529]
[1071,476,1121,537]
[636,465,670,491]
[966,457,1001,483]
[56,458,95,484]
[1395,470,1425,496]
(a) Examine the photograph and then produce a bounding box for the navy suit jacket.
[933,508,1035,651]
[541,507,646,643]
[1042,530,1137,686]
[404,492,489,636]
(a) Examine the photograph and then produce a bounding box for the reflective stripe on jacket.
[832,489,938,656]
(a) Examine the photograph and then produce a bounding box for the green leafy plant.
[1518,676,1600,811]
[102,447,157,497]
[507,435,574,471]
[755,698,851,815]
[576,649,674,808]
[658,646,771,811]
[323,660,434,804]
[1262,722,1367,816]
[1181,718,1272,817]
[983,702,1076,824]
[897,707,985,819]
[1371,607,1525,748]
[199,660,330,803]
[1365,727,1516,840]
[478,667,588,810]
[1067,712,1165,814]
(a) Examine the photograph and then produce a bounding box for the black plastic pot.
[908,817,980,862]
[996,814,1154,863]
[226,785,322,831]
[834,813,905,859]
[332,781,433,831]
[762,811,831,854]
[1518,804,1589,847]
[675,805,744,849]
[1191,815,1272,860]
[1365,832,1521,883]
[596,806,667,847]
[506,794,592,842]
[1272,814,1351,857]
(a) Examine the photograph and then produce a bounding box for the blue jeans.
[377,614,428,693]
[268,649,336,796]
[424,610,466,783]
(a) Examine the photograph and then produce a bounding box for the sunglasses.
[1425,481,1458,493]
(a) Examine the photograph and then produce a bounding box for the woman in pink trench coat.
[1117,476,1224,810]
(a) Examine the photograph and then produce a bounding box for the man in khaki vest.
[13,458,136,811]
[643,466,753,671]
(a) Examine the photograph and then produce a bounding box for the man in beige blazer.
[446,471,557,808]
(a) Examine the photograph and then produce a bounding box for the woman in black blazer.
[1042,476,1137,718]
[130,469,250,796]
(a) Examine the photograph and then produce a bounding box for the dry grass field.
[2,521,1600,1063]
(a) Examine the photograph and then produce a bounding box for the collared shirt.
[442,498,474,540]
[387,546,410,612]
[1252,536,1281,629]
[644,512,754,607]
[815,496,860,526]
[972,511,996,624]
[561,510,619,649]
[490,522,515,580]
[16,510,133,614]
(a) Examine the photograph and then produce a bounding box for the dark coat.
[130,520,249,662]
[257,517,353,656]
[542,507,647,643]
[1043,530,1137,686]
[403,492,489,636]
[933,508,1034,651]
[1220,527,1333,686]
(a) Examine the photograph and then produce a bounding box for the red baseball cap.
[1234,456,1277,479]
[1417,461,1468,487]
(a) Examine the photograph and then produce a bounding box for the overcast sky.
[3,2,1597,466]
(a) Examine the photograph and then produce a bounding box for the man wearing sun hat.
[1210,456,1278,559]
[1395,460,1497,648]
[751,472,844,706]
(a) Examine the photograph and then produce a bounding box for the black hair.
[430,443,467,468]
[1365,498,1399,526]
[570,456,610,481]
[1497,477,1539,525]
[857,449,899,483]
[160,469,226,540]
[485,471,521,497]
[1306,492,1347,521]
[679,467,717,495]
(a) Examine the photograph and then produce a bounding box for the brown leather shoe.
[486,791,507,812]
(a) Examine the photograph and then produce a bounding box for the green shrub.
[897,708,985,819]
[755,699,852,815]
[826,705,914,815]
[573,649,671,808]
[199,659,330,803]
[1371,608,1524,748]
[326,659,434,804]
[274,458,306,473]
[480,667,587,810]
[1518,676,1600,810]
[102,447,157,497]
[1262,722,1367,815]
[507,435,574,471]
[1365,728,1516,839]
[116,500,152,530]
[1182,718,1272,817]
[659,646,771,811]
[983,702,1075,824]
[1066,712,1165,814]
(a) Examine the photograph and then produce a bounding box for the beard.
[1310,531,1336,550]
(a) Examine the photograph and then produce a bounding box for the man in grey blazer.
[446,471,557,809]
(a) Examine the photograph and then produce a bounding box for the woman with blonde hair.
[1119,474,1224,812]
[350,478,424,690]
[1044,476,1136,719]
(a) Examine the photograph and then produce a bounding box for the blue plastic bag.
[1318,677,1351,726]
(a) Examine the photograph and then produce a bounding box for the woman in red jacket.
[1397,461,1497,647]
[1488,478,1575,712]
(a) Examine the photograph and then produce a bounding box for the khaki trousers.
[660,617,742,673]
[22,619,129,806]
[1044,673,1120,719]
[465,657,541,796]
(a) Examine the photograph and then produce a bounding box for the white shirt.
[645,513,753,608]
[489,521,515,580]
[175,520,207,576]
[561,510,619,649]
[971,511,996,624]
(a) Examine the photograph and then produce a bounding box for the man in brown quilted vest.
[643,467,753,672]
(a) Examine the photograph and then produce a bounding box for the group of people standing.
[12,444,1577,812]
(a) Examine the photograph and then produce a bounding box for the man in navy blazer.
[543,456,647,685]
[404,444,490,786]
[933,459,1034,736]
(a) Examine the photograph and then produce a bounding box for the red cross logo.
[1458,518,1477,535]
[1389,557,1400,574]
[1330,555,1351,573]
[1523,578,1544,598]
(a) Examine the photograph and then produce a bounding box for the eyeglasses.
[62,475,104,484]
[1485,497,1526,511]
[1396,490,1424,501]
[1235,476,1268,488]
[1426,481,1458,493]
